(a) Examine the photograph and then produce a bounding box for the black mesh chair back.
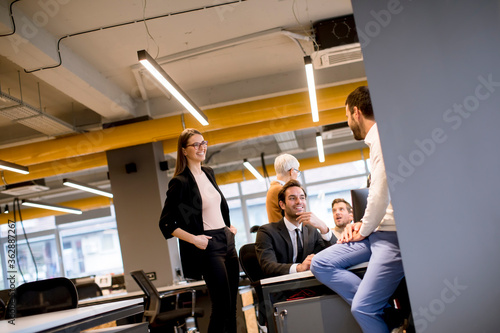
[6,277,78,318]
[75,282,103,300]
[351,188,369,223]
[130,270,204,330]
[239,243,268,327]
[239,243,265,283]
[130,270,162,323]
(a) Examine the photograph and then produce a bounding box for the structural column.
[106,142,180,291]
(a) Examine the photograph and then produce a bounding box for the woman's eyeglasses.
[185,140,208,149]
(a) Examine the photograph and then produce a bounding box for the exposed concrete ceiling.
[0,0,368,215]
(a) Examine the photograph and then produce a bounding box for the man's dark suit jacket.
[255,218,336,277]
[159,166,230,280]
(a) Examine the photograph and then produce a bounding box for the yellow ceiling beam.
[0,80,366,166]
[2,153,108,185]
[216,148,369,185]
[162,106,347,153]
[2,107,346,184]
[0,196,112,225]
[0,148,369,224]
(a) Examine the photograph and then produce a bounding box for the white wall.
[352,1,500,331]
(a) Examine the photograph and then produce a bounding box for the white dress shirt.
[359,124,397,237]
[283,217,333,273]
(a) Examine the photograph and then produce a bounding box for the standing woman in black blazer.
[159,128,239,333]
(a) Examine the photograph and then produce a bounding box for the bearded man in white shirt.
[311,86,405,333]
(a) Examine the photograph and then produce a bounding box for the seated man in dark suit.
[255,179,336,277]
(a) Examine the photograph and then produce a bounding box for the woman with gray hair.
[265,153,301,222]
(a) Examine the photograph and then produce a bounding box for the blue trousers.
[311,231,404,333]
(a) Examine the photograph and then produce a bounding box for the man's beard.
[350,122,363,141]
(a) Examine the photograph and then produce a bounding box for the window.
[306,176,367,228]
[59,218,123,279]
[219,183,240,199]
[240,178,268,195]
[3,235,61,286]
[0,216,55,238]
[304,160,368,184]
[0,209,124,290]
[226,199,247,251]
[246,197,268,229]
[0,217,59,288]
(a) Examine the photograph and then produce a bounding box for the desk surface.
[79,279,206,306]
[0,298,143,333]
[260,262,368,285]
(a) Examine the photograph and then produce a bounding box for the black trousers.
[202,227,239,333]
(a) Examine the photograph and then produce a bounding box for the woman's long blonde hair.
[174,128,202,177]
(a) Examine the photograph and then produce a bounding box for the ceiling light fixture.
[243,159,264,181]
[138,50,209,126]
[304,55,319,122]
[0,160,29,174]
[63,179,113,198]
[316,132,325,163]
[22,200,82,215]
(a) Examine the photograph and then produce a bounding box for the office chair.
[239,243,267,331]
[5,277,78,318]
[239,243,265,283]
[75,282,103,300]
[130,270,204,333]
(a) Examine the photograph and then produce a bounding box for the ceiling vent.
[274,131,301,153]
[312,15,362,69]
[321,122,352,140]
[1,179,50,196]
[311,43,363,70]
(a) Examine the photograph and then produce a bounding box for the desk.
[260,263,367,333]
[79,280,206,307]
[0,298,144,333]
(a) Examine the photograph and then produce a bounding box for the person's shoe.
[384,306,404,331]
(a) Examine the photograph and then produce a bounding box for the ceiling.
[0,0,368,212]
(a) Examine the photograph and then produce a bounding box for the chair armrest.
[159,289,197,316]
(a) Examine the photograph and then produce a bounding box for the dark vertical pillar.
[106,142,181,292]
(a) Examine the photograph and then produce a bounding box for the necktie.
[295,228,303,263]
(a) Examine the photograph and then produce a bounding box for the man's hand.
[296,212,329,234]
[338,222,365,243]
[229,225,237,235]
[296,254,315,272]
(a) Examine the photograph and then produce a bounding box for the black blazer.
[159,166,230,280]
[255,218,336,277]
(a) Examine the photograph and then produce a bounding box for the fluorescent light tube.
[243,159,264,181]
[304,56,319,122]
[22,200,82,215]
[316,132,325,163]
[63,179,113,198]
[0,160,29,174]
[138,50,209,126]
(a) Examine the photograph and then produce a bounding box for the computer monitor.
[350,188,369,222]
